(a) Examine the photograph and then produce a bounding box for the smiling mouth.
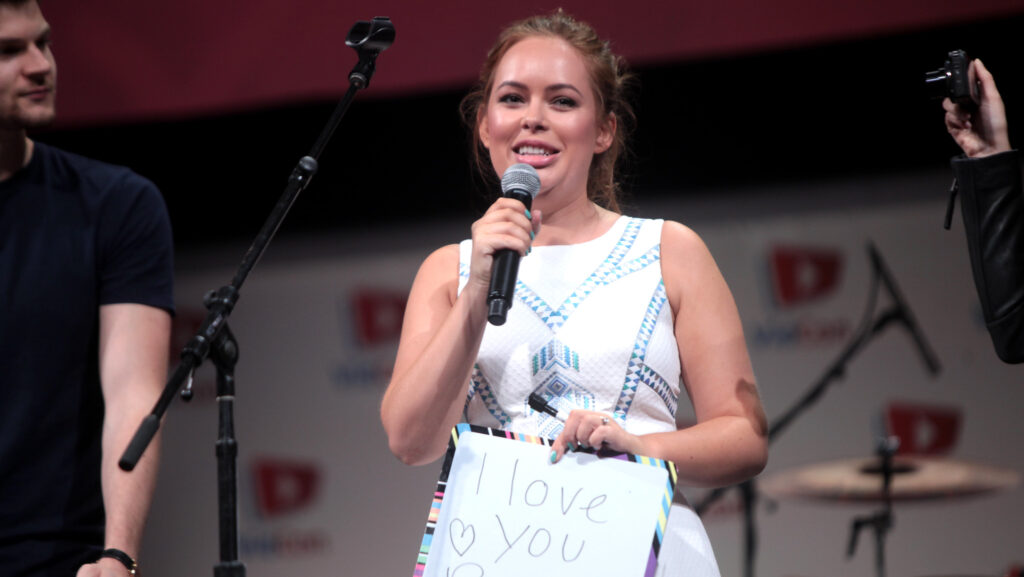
[22,88,53,97]
[515,145,556,156]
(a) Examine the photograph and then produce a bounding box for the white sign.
[422,431,670,577]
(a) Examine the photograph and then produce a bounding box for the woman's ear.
[594,112,616,154]
[478,106,491,150]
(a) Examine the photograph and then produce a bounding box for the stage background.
[18,1,1024,575]
[139,167,1023,577]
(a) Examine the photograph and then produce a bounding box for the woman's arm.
[380,245,488,466]
[945,59,1024,363]
[381,197,539,465]
[551,221,767,488]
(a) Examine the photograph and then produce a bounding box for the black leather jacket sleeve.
[951,149,1024,363]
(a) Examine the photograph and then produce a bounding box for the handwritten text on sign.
[423,432,668,577]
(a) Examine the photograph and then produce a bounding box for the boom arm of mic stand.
[118,17,394,471]
[119,291,236,470]
[867,242,941,376]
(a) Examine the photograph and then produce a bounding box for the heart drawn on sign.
[448,518,476,556]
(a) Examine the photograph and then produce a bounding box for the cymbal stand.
[693,242,940,577]
[846,435,900,577]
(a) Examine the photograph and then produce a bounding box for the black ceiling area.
[34,14,1022,249]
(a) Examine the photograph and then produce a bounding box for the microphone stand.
[117,17,395,577]
[693,241,940,577]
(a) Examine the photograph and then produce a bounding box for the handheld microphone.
[868,243,942,376]
[487,164,541,326]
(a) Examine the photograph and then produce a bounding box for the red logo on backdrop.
[253,459,322,518]
[885,401,962,456]
[351,288,407,346]
[770,246,843,308]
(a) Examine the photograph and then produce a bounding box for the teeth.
[518,146,551,156]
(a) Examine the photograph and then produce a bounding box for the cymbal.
[760,456,1020,503]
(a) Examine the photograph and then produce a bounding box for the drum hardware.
[845,435,899,577]
[760,444,1020,577]
[694,243,943,577]
[759,455,1020,503]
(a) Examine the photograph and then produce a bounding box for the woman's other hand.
[549,409,643,463]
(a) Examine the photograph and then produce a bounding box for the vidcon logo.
[752,244,852,348]
[769,245,843,307]
[253,459,321,518]
[885,401,961,456]
[333,287,408,388]
[242,459,329,557]
[351,288,407,346]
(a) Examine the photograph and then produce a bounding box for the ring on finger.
[600,416,609,425]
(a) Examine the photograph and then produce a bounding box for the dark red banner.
[45,0,1023,126]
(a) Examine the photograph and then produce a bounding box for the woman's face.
[479,35,614,202]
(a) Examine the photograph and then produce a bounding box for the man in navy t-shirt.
[0,1,174,575]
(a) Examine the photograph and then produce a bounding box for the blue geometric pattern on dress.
[459,260,469,280]
[462,364,478,419]
[469,364,511,428]
[535,413,565,440]
[529,379,596,438]
[535,374,595,410]
[531,339,580,375]
[638,365,678,416]
[614,279,673,420]
[516,218,659,330]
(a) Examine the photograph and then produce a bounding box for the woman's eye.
[498,93,524,104]
[553,97,578,108]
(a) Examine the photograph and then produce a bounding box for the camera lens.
[923,66,951,100]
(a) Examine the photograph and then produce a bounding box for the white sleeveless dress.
[458,216,722,577]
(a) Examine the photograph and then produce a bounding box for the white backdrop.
[140,167,1023,577]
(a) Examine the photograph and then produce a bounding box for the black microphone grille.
[501,163,541,198]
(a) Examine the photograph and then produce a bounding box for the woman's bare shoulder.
[660,219,713,263]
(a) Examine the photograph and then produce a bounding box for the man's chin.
[19,111,57,130]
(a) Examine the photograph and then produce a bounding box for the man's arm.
[944,59,1024,364]
[78,303,171,577]
[952,151,1024,363]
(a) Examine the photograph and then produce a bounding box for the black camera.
[924,49,977,106]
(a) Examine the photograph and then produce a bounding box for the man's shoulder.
[34,141,157,195]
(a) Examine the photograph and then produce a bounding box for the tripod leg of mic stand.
[876,528,886,577]
[741,480,757,577]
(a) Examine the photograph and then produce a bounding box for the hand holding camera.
[929,52,1011,158]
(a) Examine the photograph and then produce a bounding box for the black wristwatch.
[99,548,138,575]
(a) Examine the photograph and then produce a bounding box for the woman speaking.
[381,11,768,575]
